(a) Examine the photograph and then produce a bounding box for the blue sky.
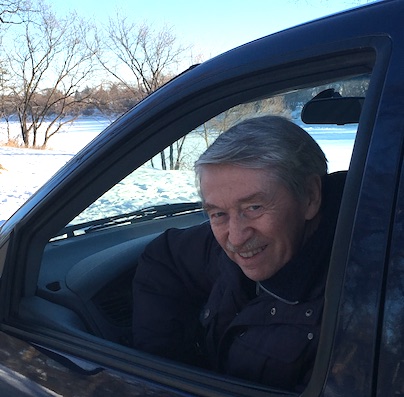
[53,0,376,59]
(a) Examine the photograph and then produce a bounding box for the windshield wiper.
[52,202,203,240]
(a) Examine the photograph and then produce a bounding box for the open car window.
[64,74,368,236]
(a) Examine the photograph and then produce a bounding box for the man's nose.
[227,214,253,248]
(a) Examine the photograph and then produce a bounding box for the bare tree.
[0,63,14,142]
[4,1,98,148]
[97,13,190,99]
[95,13,193,169]
[87,82,140,117]
[0,0,29,25]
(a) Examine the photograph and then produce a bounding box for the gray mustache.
[225,238,264,253]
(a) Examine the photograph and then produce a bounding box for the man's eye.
[243,205,264,219]
[207,211,227,224]
[210,212,225,219]
[245,205,263,213]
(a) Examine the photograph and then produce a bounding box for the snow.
[0,118,355,225]
[0,117,203,225]
[0,147,75,222]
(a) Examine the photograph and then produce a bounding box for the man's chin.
[237,262,266,282]
[237,260,281,282]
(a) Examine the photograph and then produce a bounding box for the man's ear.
[304,174,322,221]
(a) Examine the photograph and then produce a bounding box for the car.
[0,1,403,396]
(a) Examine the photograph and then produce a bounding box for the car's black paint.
[0,1,404,396]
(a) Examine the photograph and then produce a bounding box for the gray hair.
[195,115,328,199]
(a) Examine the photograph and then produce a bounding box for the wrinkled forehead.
[198,164,284,203]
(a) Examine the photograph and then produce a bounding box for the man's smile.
[237,245,267,258]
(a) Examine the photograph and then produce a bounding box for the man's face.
[200,164,321,281]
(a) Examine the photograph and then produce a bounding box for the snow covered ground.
[0,118,111,223]
[0,118,355,225]
[0,117,204,224]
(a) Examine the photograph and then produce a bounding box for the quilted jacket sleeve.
[132,222,220,367]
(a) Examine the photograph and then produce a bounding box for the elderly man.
[132,115,345,391]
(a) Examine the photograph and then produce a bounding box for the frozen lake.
[0,117,356,223]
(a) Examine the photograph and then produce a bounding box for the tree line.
[0,0,198,149]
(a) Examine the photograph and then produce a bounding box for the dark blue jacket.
[132,172,346,391]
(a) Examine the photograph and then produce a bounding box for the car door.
[375,159,404,397]
[0,1,402,396]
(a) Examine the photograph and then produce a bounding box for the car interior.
[18,75,367,339]
[13,46,379,391]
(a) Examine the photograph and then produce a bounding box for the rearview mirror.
[302,96,364,125]
[301,88,365,125]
